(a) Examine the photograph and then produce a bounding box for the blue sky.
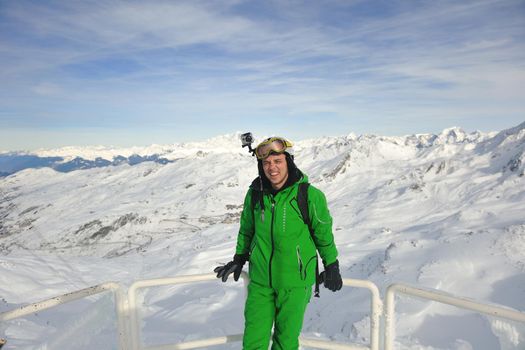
[1,0,524,151]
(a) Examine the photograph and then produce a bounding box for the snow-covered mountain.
[0,134,252,176]
[0,123,524,349]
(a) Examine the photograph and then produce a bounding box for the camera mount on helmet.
[240,132,256,156]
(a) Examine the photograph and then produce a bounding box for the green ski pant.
[243,281,312,350]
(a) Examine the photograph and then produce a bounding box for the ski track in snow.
[1,124,525,349]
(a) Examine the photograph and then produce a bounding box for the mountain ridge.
[0,127,504,177]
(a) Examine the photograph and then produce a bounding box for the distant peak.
[500,121,525,136]
[438,127,467,142]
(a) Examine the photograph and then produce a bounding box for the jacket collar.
[250,168,308,195]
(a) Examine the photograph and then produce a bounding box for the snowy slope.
[0,123,524,349]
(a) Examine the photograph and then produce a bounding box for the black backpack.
[251,182,321,297]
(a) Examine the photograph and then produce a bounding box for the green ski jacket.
[236,174,338,289]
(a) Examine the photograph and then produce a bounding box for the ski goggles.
[255,137,293,159]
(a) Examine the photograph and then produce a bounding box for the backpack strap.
[297,183,311,227]
[251,187,265,222]
[251,189,260,214]
[297,182,321,297]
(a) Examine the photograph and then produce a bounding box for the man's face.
[262,153,289,190]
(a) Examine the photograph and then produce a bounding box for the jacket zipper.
[268,197,276,288]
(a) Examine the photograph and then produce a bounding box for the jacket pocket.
[296,245,306,280]
[250,236,258,254]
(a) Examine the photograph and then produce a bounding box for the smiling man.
[262,152,288,190]
[214,136,342,349]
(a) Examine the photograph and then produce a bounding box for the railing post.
[384,285,396,350]
[115,286,131,350]
[341,278,382,350]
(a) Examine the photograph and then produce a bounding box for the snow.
[0,124,524,349]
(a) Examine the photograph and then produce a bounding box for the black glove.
[319,260,343,292]
[214,253,249,282]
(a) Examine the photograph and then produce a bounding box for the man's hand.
[214,253,249,282]
[320,260,343,291]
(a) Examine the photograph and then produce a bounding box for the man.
[214,136,342,349]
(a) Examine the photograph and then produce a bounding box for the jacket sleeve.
[309,186,338,266]
[235,189,255,255]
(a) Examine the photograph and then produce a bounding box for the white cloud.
[32,82,64,96]
[0,0,523,147]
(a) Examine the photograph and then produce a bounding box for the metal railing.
[0,282,128,350]
[384,283,525,350]
[127,272,248,350]
[128,274,381,350]
[1,275,524,349]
